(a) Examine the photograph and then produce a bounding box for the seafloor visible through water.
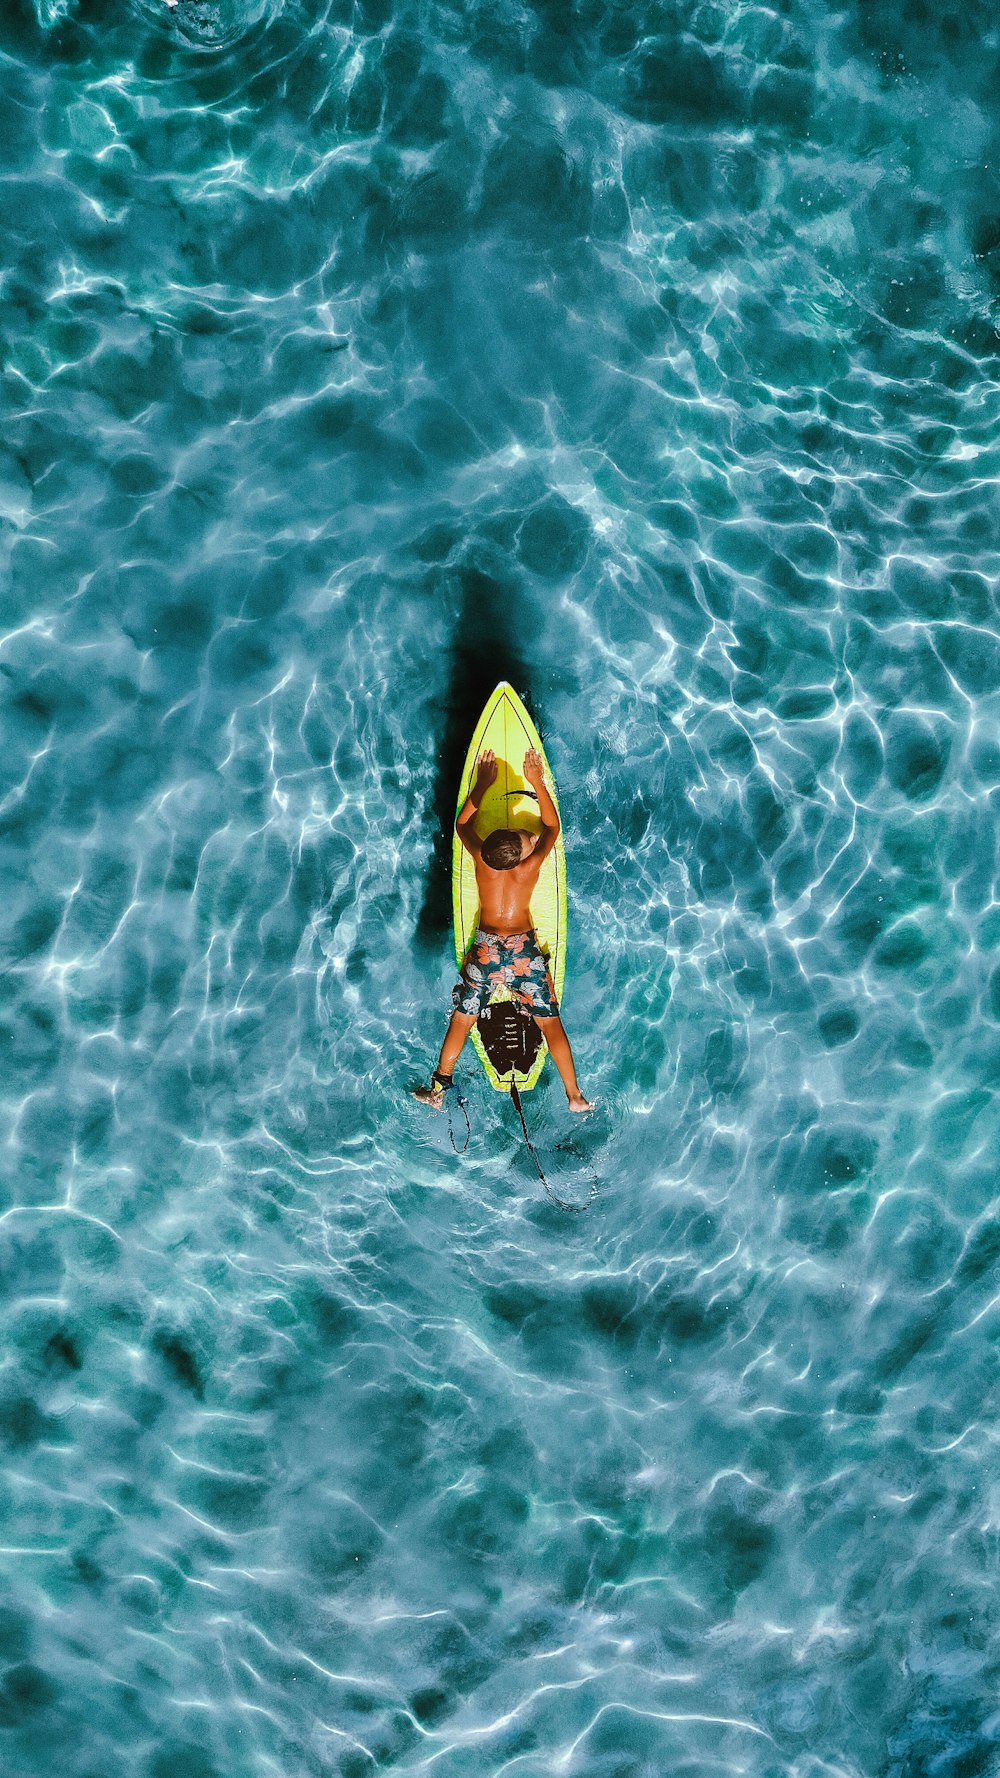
[2,0,1000,1773]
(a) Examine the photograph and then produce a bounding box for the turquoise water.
[3,0,1000,1771]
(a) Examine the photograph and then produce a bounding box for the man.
[414,747,593,1112]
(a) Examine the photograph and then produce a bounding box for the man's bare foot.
[412,1084,446,1111]
[567,1094,595,1113]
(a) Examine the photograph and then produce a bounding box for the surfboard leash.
[509,1080,597,1214]
[446,1084,471,1155]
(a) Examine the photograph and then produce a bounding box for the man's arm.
[524,749,560,863]
[456,750,498,855]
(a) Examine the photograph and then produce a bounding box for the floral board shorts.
[453,928,560,1019]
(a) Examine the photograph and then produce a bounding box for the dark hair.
[481,829,523,871]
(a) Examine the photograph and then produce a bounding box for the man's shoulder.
[516,852,545,880]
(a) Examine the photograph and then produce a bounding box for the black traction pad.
[477,1001,541,1080]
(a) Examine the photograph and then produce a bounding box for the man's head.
[481,828,525,871]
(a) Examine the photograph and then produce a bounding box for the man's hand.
[522,746,559,862]
[475,749,499,795]
[523,748,545,788]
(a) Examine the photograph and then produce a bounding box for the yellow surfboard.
[452,683,567,1092]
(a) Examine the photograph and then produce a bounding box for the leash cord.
[510,1080,597,1214]
[445,1086,470,1155]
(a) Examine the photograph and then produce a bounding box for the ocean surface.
[2,0,1000,1772]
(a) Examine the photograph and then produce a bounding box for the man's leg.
[535,1015,593,1112]
[437,1011,476,1077]
[413,1011,476,1108]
